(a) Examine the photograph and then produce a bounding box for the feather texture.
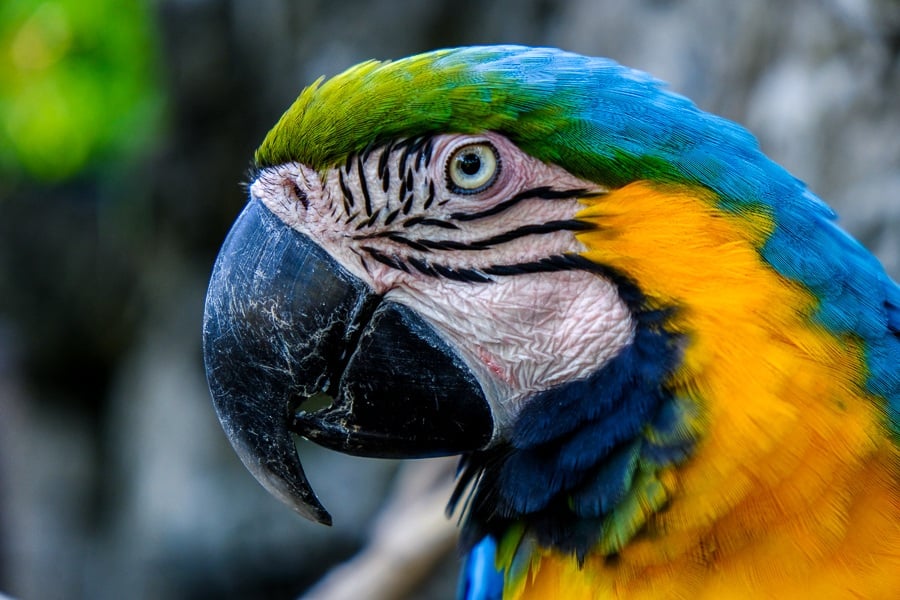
[257,46,898,423]
[257,46,900,598]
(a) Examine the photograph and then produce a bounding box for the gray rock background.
[1,0,897,598]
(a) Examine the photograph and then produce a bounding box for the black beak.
[203,198,493,524]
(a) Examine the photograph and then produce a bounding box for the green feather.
[255,47,587,174]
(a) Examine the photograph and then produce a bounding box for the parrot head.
[203,46,899,587]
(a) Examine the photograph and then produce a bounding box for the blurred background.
[0,0,898,598]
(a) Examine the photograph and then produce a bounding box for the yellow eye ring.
[446,142,500,194]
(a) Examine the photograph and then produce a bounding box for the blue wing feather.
[457,536,504,600]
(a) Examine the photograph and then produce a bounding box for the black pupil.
[458,152,482,176]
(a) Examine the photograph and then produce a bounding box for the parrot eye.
[446,142,500,194]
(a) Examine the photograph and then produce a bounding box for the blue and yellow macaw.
[203,46,899,598]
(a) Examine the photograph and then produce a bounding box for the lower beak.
[202,197,493,524]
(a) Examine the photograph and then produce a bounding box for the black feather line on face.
[339,170,355,210]
[423,181,436,210]
[359,220,594,253]
[398,140,413,177]
[378,140,394,178]
[384,208,401,226]
[402,215,458,230]
[422,137,435,168]
[356,154,373,217]
[402,193,415,215]
[449,186,596,222]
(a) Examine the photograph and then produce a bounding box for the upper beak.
[202,197,493,524]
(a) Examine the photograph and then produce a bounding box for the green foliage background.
[0,0,163,181]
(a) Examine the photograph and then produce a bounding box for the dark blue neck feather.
[450,264,685,559]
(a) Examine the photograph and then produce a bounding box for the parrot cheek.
[203,197,493,523]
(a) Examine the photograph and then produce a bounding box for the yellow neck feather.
[512,181,899,599]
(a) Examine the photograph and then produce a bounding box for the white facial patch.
[251,132,636,436]
[387,271,635,432]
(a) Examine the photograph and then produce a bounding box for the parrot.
[202,46,900,599]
